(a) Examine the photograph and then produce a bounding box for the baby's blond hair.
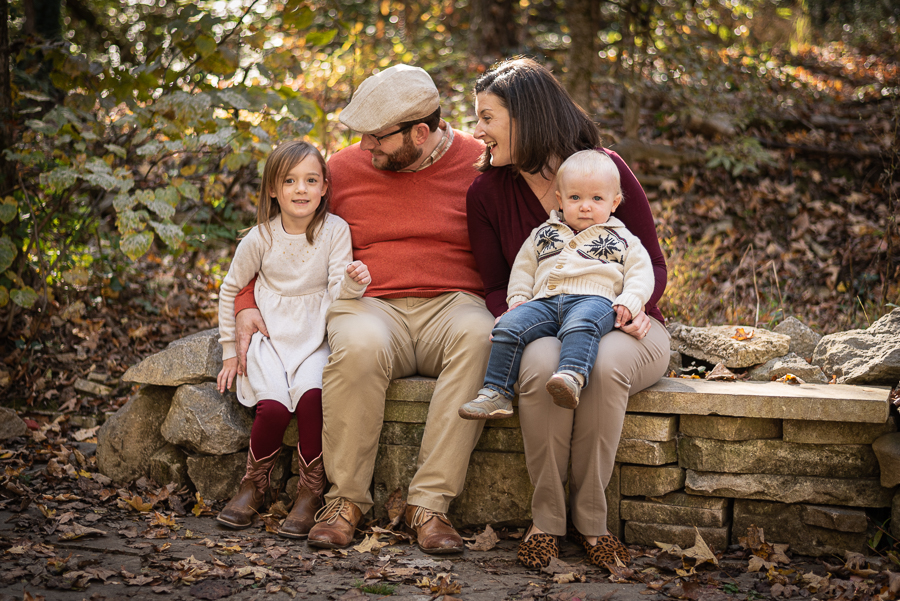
[557,150,622,200]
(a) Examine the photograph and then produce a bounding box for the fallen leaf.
[57,523,107,540]
[384,488,407,527]
[466,524,499,551]
[119,494,153,512]
[776,373,805,385]
[748,555,775,572]
[732,327,754,341]
[705,362,737,381]
[353,533,388,555]
[681,527,719,568]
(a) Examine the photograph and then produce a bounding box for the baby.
[460,149,654,419]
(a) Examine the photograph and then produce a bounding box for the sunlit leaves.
[139,188,178,220]
[41,167,78,192]
[120,232,154,261]
[306,29,337,46]
[150,221,185,249]
[0,235,17,272]
[62,267,90,287]
[10,287,38,309]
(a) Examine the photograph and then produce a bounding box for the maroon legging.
[248,389,323,463]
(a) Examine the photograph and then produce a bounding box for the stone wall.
[377,376,894,555]
[98,314,900,556]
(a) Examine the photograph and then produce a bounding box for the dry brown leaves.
[466,523,499,551]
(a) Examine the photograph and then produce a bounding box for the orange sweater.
[235,129,485,311]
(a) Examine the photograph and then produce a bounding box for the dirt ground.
[0,434,888,601]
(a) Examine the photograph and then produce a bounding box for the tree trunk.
[0,0,15,196]
[469,0,519,64]
[563,0,600,114]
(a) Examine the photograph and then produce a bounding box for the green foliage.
[2,0,340,319]
[705,137,776,177]
[353,579,396,595]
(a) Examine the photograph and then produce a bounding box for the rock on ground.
[668,323,790,368]
[774,316,822,359]
[748,352,828,383]
[812,308,900,385]
[97,385,174,484]
[161,382,253,455]
[122,328,222,387]
[0,407,28,440]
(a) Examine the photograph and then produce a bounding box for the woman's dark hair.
[474,57,600,175]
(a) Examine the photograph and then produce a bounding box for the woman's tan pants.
[517,318,670,537]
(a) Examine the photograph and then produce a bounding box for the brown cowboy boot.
[405,504,464,554]
[216,447,281,529]
[277,450,325,538]
[307,497,362,549]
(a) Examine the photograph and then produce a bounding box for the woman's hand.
[218,357,238,393]
[490,301,526,340]
[236,308,269,375]
[617,309,652,340]
[347,260,371,286]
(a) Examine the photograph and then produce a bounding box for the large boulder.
[747,352,828,384]
[187,452,247,502]
[149,444,190,489]
[160,383,253,455]
[122,328,221,387]
[97,386,174,484]
[0,407,29,440]
[667,323,790,368]
[812,309,900,385]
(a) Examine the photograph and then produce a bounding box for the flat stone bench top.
[385,376,891,424]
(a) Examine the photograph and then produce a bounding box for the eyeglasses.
[369,123,415,146]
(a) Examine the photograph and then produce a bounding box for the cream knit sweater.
[507,211,654,320]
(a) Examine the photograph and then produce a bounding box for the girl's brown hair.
[474,57,600,175]
[257,141,330,245]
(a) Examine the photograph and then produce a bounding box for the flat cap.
[339,64,440,134]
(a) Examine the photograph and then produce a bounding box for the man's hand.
[347,260,371,286]
[235,308,268,375]
[218,357,238,393]
[613,305,633,328]
[617,309,652,340]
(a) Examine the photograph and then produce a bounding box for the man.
[233,65,493,553]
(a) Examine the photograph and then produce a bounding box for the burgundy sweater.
[466,148,667,323]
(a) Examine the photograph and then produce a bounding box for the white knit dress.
[217,213,366,411]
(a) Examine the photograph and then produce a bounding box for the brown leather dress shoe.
[307,497,362,549]
[216,448,281,529]
[405,505,464,554]
[278,452,325,539]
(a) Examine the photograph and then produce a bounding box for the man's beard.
[372,135,423,171]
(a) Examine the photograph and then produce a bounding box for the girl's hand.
[613,304,633,328]
[218,357,238,393]
[347,261,371,285]
[617,309,652,340]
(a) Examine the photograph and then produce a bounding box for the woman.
[467,58,670,569]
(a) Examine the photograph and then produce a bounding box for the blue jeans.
[482,295,616,400]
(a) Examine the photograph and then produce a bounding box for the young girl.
[215,141,370,537]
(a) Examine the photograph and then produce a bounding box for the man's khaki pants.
[321,293,494,514]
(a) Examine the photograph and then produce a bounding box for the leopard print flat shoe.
[576,532,631,568]
[517,525,559,569]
